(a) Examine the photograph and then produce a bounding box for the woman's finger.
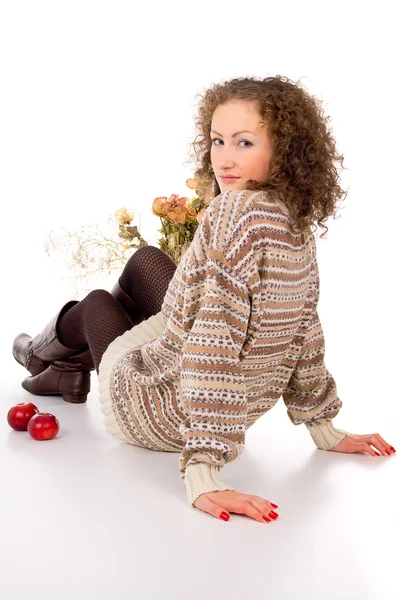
[240,501,277,523]
[193,490,279,523]
[215,494,279,523]
[193,493,231,521]
[372,434,396,455]
[246,496,279,521]
[361,441,382,456]
[367,435,391,456]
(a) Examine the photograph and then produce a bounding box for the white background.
[1,1,397,599]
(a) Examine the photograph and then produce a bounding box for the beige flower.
[114,207,135,225]
[152,196,168,216]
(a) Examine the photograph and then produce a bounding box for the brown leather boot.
[12,301,81,376]
[13,281,143,377]
[18,279,144,402]
[21,348,94,404]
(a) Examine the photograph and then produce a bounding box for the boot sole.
[21,381,87,404]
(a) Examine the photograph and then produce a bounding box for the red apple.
[7,402,40,431]
[27,412,59,441]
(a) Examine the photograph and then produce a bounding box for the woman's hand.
[193,489,279,523]
[330,432,396,456]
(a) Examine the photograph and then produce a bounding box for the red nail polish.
[271,503,278,508]
[220,512,230,521]
[390,446,396,452]
[263,515,271,522]
[375,451,380,456]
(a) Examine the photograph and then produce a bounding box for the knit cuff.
[184,463,235,507]
[305,418,348,451]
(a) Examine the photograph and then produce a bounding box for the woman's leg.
[57,290,134,374]
[117,245,177,319]
[18,291,136,403]
[57,245,177,371]
[14,245,178,402]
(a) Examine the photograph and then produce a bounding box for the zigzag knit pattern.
[98,189,347,507]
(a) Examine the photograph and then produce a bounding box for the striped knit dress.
[97,189,348,507]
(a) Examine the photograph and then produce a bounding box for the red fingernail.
[390,446,396,452]
[271,503,278,508]
[263,515,271,522]
[375,452,381,456]
[220,512,230,521]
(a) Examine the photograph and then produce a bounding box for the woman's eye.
[211,138,252,147]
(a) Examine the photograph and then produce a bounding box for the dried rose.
[160,201,173,216]
[152,196,168,216]
[167,204,188,224]
[167,193,181,204]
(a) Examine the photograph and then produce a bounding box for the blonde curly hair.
[185,74,348,239]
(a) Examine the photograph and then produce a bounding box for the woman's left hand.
[330,432,396,456]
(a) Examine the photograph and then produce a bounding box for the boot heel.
[62,393,88,404]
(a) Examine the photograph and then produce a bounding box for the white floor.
[1,289,397,600]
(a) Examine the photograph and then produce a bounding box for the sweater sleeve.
[282,304,348,450]
[178,251,251,506]
[281,244,347,450]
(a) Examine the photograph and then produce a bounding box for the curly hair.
[185,75,348,239]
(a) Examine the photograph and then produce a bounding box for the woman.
[12,75,396,523]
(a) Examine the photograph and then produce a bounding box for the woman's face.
[210,99,273,193]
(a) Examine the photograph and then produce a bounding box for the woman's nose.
[219,160,235,169]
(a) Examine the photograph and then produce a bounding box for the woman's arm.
[281,246,347,450]
[179,251,251,506]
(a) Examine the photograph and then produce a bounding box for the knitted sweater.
[98,189,347,507]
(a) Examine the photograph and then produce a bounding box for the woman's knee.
[83,289,132,324]
[85,289,115,305]
[131,245,176,267]
[121,246,177,284]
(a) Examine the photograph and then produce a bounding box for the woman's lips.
[220,176,240,182]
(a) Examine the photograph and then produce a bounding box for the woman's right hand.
[193,489,279,523]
